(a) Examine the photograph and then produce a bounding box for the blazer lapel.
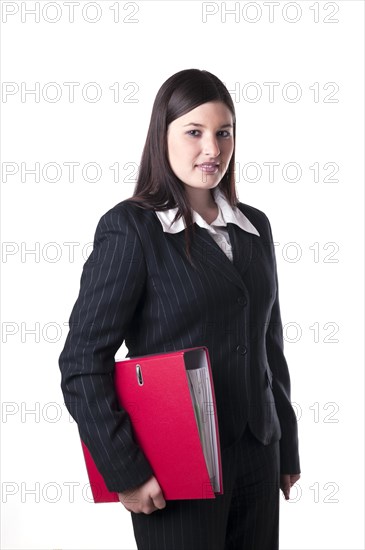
[188,223,253,292]
[226,223,253,277]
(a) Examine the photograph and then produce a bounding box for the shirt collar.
[154,187,260,237]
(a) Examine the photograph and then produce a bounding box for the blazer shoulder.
[96,198,156,234]
[236,201,273,239]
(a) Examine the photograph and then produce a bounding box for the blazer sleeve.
[58,206,154,493]
[264,215,301,475]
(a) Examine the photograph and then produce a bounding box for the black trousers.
[130,426,280,550]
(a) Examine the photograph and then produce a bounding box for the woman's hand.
[280,473,301,500]
[118,475,166,514]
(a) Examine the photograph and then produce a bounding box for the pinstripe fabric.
[58,197,300,500]
[131,425,280,550]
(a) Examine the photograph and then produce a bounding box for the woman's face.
[166,101,234,192]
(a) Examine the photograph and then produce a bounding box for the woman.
[59,68,301,550]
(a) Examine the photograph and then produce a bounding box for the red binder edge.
[199,346,224,496]
[80,439,119,503]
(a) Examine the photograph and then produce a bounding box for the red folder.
[80,346,223,502]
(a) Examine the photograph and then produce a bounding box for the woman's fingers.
[118,475,166,514]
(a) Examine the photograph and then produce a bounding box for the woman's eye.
[186,130,231,137]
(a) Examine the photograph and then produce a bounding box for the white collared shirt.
[154,187,260,263]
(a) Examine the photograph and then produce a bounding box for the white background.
[1,1,364,549]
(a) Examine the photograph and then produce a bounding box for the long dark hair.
[128,68,239,265]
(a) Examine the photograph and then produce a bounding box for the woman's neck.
[185,188,219,225]
[185,186,217,212]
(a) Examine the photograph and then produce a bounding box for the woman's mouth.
[196,163,220,174]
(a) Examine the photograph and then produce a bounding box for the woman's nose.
[202,136,220,157]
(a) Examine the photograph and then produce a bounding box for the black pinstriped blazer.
[58,198,300,493]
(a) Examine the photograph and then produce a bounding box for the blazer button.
[237,296,247,306]
[236,345,247,355]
